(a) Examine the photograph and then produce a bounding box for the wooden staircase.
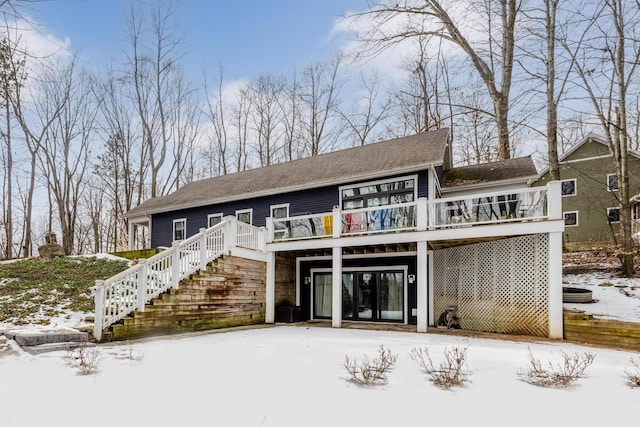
[105,255,267,341]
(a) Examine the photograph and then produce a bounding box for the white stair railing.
[92,217,265,341]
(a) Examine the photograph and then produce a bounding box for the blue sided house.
[93,129,565,341]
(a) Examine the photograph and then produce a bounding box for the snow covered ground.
[0,326,638,427]
[563,272,640,322]
[0,269,639,427]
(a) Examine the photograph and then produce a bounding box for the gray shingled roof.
[126,129,451,217]
[442,156,538,188]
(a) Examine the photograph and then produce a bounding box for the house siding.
[535,140,640,243]
[151,171,430,247]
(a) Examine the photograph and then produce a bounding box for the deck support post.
[265,251,276,324]
[417,240,429,332]
[332,246,342,328]
[548,230,563,339]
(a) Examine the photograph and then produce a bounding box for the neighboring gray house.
[94,130,565,341]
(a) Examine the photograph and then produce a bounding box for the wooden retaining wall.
[563,310,640,352]
[108,255,266,341]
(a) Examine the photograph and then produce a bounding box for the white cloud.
[1,16,72,64]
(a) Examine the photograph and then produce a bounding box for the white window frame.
[563,211,579,227]
[172,218,186,241]
[236,208,253,225]
[607,207,621,224]
[606,173,619,192]
[560,178,577,197]
[339,174,418,210]
[271,204,290,240]
[270,203,290,219]
[207,213,223,228]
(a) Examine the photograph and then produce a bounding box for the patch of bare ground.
[563,246,640,276]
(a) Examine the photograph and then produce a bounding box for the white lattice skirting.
[433,234,549,337]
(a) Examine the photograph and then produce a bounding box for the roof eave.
[441,175,538,193]
[125,162,443,217]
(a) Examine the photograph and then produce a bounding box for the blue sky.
[24,0,369,80]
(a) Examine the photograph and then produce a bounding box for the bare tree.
[248,73,285,166]
[390,35,453,139]
[562,0,639,275]
[351,0,522,159]
[38,60,96,255]
[3,33,65,257]
[202,66,229,177]
[455,81,498,164]
[340,71,391,145]
[0,35,23,258]
[299,56,344,156]
[518,0,580,180]
[123,1,192,197]
[279,68,302,161]
[232,83,251,172]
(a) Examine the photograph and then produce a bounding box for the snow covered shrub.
[518,348,594,387]
[410,346,469,389]
[344,345,397,386]
[63,342,101,375]
[624,357,640,388]
[114,346,144,363]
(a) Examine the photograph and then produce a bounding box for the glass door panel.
[356,273,375,320]
[379,272,404,321]
[313,270,405,322]
[342,273,354,319]
[313,273,332,318]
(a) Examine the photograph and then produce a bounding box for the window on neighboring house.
[173,218,186,241]
[607,173,619,191]
[236,209,253,225]
[270,204,289,219]
[340,175,417,210]
[561,179,576,197]
[607,207,621,223]
[208,213,223,228]
[563,211,578,227]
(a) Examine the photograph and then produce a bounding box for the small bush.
[624,358,640,388]
[410,346,469,388]
[113,346,144,363]
[518,348,594,387]
[62,342,101,375]
[344,345,397,386]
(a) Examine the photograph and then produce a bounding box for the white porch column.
[548,231,563,339]
[332,246,342,328]
[417,240,429,333]
[428,250,435,326]
[128,221,135,250]
[265,251,276,324]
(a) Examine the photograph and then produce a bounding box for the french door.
[312,268,405,322]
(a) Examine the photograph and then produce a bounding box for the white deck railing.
[92,217,265,340]
[270,183,558,242]
[431,186,548,228]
